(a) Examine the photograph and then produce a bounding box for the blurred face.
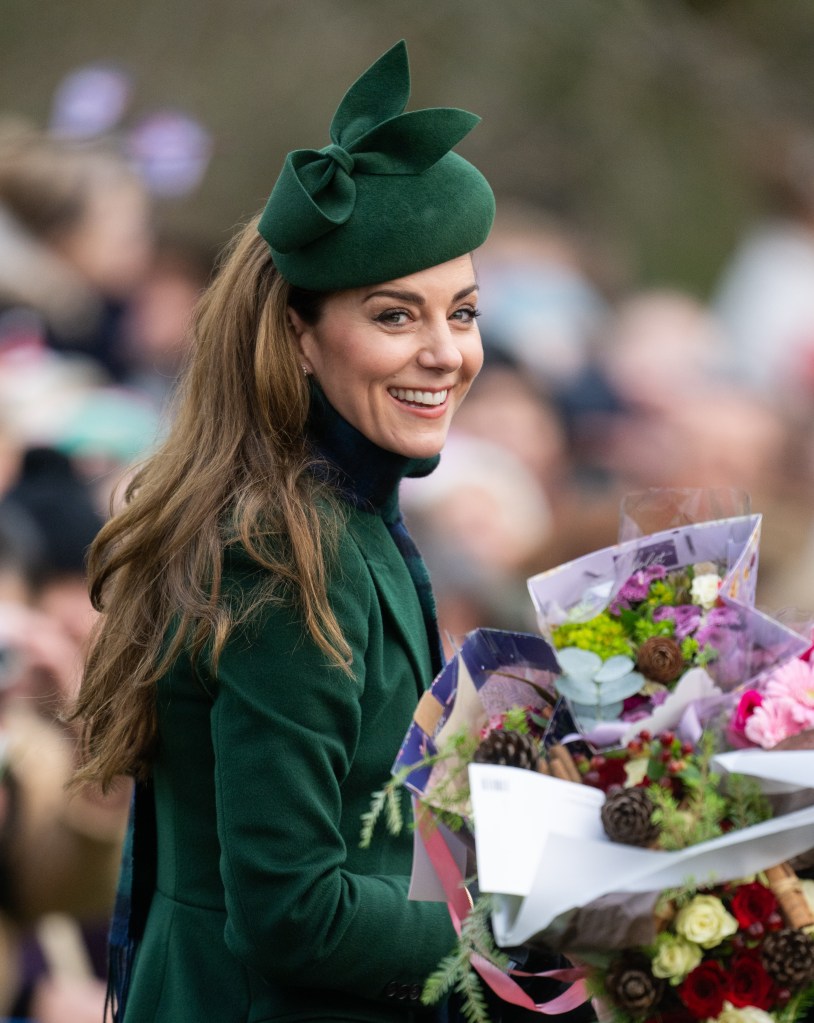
[290,255,483,459]
[56,176,153,298]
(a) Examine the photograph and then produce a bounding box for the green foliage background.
[4,0,814,294]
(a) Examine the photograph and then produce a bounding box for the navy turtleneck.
[306,381,444,676]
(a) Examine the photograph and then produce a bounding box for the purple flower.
[615,565,668,606]
[695,606,744,648]
[653,604,703,641]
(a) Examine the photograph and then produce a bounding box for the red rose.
[730,882,778,929]
[679,960,727,1019]
[725,950,777,1010]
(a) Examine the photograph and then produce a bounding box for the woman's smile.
[387,387,449,410]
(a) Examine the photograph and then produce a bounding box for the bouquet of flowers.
[574,736,814,1023]
[527,515,808,738]
[364,502,814,1022]
[452,709,814,1022]
[598,877,814,1023]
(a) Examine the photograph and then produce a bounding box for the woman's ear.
[287,306,306,340]
[287,307,314,373]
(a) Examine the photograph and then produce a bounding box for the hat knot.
[322,143,355,176]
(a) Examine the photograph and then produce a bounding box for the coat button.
[409,983,423,1002]
[397,983,410,999]
[384,980,399,998]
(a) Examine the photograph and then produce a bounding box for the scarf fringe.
[106,936,138,1022]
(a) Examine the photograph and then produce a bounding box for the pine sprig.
[421,894,510,1023]
[359,728,480,848]
[649,782,726,850]
[723,771,772,831]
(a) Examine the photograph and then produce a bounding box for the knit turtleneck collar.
[306,381,439,521]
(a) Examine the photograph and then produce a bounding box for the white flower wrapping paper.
[469,751,814,951]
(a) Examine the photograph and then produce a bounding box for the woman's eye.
[374,309,411,326]
[451,306,481,324]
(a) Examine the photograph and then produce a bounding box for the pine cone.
[606,953,664,1015]
[636,636,685,684]
[473,730,539,771]
[761,929,814,988]
[601,787,659,846]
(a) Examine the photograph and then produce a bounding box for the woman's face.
[289,255,483,459]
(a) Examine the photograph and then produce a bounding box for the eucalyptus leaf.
[594,670,645,703]
[571,698,625,727]
[556,646,603,680]
[595,655,636,682]
[555,674,602,704]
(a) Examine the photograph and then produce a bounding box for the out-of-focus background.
[3,1,814,1018]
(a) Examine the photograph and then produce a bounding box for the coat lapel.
[347,511,434,696]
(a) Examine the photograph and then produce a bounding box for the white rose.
[712,1002,774,1023]
[650,934,702,983]
[674,894,738,949]
[691,573,720,610]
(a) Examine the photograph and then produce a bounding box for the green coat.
[124,504,456,1022]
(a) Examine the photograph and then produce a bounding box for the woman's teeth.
[388,388,448,407]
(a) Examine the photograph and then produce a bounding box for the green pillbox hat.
[258,41,495,290]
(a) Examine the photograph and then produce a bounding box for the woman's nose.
[416,323,464,372]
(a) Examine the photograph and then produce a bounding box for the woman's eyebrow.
[362,284,479,305]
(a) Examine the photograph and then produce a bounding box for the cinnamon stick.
[548,744,583,784]
[765,862,814,930]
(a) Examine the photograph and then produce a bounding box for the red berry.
[659,731,675,746]
[747,921,765,939]
[627,739,643,755]
[584,771,602,788]
[777,989,792,1006]
[638,730,651,742]
[660,749,673,764]
[681,743,694,756]
[659,776,673,789]
[766,912,784,932]
[590,755,606,769]
[668,760,685,774]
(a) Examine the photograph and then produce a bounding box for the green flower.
[632,616,675,644]
[551,614,633,659]
[646,580,679,607]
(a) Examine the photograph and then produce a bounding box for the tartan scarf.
[107,386,444,1020]
[106,780,155,1022]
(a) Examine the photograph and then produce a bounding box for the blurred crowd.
[3,77,814,1023]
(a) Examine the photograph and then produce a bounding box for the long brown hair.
[72,217,350,790]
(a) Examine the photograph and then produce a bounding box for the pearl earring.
[302,365,310,376]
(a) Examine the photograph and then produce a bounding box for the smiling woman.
[71,40,495,1023]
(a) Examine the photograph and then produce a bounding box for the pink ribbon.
[416,804,590,1014]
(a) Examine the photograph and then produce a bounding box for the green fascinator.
[258,40,495,290]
